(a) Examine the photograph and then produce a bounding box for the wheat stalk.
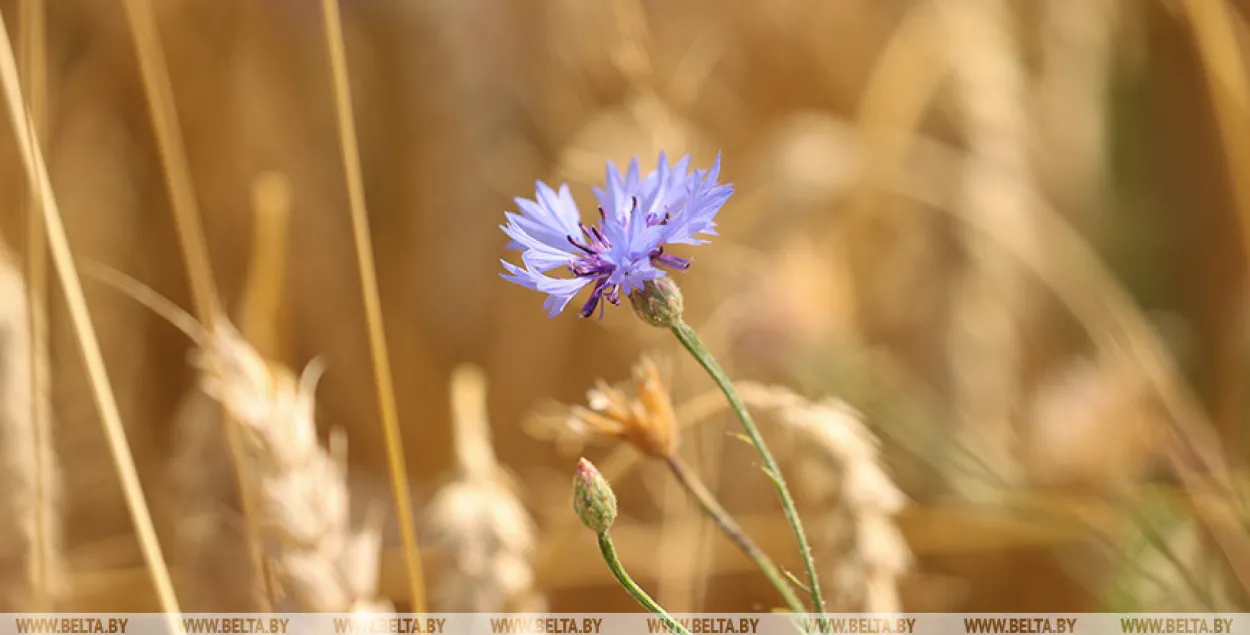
[168,171,297,610]
[1034,0,1116,222]
[320,0,426,612]
[1179,0,1250,452]
[938,0,1034,504]
[0,6,182,623]
[17,0,56,611]
[119,0,271,606]
[100,280,392,613]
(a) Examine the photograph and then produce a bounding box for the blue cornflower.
[500,152,733,319]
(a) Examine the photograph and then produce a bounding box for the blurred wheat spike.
[0,248,62,611]
[425,364,545,612]
[196,320,390,613]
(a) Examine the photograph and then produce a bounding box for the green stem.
[597,531,690,633]
[671,320,826,614]
[665,455,808,613]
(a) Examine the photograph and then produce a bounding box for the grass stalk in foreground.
[120,0,273,607]
[0,8,184,629]
[320,0,427,612]
[19,0,53,610]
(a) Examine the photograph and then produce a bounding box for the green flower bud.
[628,277,685,328]
[572,457,617,533]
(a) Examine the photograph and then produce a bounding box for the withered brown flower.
[530,355,679,460]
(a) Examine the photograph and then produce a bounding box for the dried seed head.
[195,320,389,612]
[564,355,678,459]
[628,277,684,328]
[426,365,545,612]
[572,458,616,533]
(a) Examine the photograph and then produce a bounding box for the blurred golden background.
[0,0,1247,616]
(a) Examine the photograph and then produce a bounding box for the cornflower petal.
[503,180,583,253]
[499,220,578,273]
[501,260,595,318]
[500,152,733,318]
[659,153,733,245]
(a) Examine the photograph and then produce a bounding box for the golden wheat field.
[0,0,1247,617]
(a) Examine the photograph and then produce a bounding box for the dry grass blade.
[320,0,426,612]
[119,0,272,607]
[0,6,183,625]
[1179,0,1250,452]
[119,0,220,320]
[18,0,55,611]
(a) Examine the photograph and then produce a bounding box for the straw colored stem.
[320,0,427,612]
[670,320,825,613]
[119,0,217,318]
[664,454,806,613]
[244,173,294,363]
[1179,0,1250,455]
[0,8,183,628]
[119,0,272,608]
[450,364,496,476]
[19,0,52,610]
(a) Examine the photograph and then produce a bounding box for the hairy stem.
[597,531,688,632]
[670,320,825,613]
[665,454,806,612]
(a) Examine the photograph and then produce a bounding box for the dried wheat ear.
[194,319,391,613]
[424,364,545,613]
[0,250,62,611]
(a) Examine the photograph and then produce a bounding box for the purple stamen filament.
[562,201,689,319]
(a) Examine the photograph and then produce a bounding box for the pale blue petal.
[500,259,593,318]
[500,221,576,272]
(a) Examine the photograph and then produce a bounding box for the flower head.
[500,152,733,318]
[523,355,679,459]
[582,355,678,458]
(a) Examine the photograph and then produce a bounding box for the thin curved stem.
[670,320,825,614]
[665,454,807,613]
[597,531,689,633]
